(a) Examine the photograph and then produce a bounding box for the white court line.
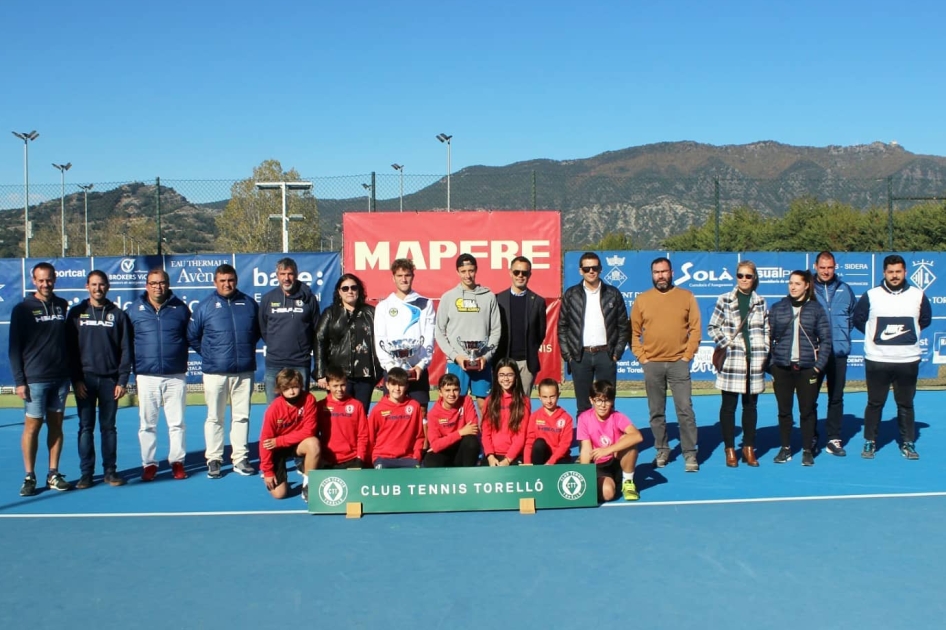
[1,491,946,518]
[600,491,946,507]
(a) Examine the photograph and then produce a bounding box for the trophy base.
[462,360,480,370]
[408,371,419,381]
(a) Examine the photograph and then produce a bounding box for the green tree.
[216,160,319,253]
[590,231,636,250]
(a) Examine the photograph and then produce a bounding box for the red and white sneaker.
[171,462,187,480]
[141,464,158,482]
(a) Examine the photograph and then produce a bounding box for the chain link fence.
[1,172,944,258]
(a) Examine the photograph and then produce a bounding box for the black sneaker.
[207,460,223,479]
[76,474,94,490]
[826,439,847,457]
[301,485,309,503]
[801,450,814,466]
[19,475,37,497]
[773,447,792,464]
[47,472,71,491]
[862,441,876,459]
[294,456,306,477]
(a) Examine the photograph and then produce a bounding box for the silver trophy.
[457,338,489,370]
[381,337,423,378]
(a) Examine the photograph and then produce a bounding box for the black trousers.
[719,388,758,449]
[571,350,616,415]
[423,435,481,468]
[771,365,818,449]
[863,359,919,443]
[814,352,848,442]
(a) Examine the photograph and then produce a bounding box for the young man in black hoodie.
[259,257,320,402]
[67,271,132,489]
[9,262,72,496]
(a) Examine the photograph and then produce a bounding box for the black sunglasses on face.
[512,269,531,277]
[581,265,602,273]
[736,273,754,280]
[339,285,359,292]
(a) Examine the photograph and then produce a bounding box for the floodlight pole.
[79,184,94,256]
[256,181,313,253]
[53,162,72,257]
[392,164,404,212]
[361,183,372,212]
[436,133,452,211]
[12,131,39,257]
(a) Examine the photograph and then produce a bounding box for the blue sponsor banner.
[562,251,945,383]
[0,253,343,387]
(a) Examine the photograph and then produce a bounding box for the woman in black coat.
[314,274,381,413]
[767,270,832,467]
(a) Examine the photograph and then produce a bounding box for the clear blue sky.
[2,0,943,186]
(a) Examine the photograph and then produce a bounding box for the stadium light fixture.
[256,181,313,253]
[12,130,39,257]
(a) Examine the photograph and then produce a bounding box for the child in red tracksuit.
[367,367,425,468]
[481,358,531,466]
[316,365,368,469]
[423,373,481,467]
[524,378,574,465]
[259,368,321,502]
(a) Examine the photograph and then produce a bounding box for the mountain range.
[2,140,944,257]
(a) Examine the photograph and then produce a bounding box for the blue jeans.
[264,365,311,403]
[76,374,119,475]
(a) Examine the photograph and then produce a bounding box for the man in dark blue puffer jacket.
[188,264,261,479]
[128,268,192,482]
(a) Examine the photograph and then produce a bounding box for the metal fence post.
[714,177,721,251]
[532,170,536,210]
[156,177,163,255]
[887,176,893,250]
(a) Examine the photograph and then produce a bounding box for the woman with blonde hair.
[708,260,769,467]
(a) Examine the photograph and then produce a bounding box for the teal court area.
[2,391,944,629]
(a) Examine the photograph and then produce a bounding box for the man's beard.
[653,279,673,292]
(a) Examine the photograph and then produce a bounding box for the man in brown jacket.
[630,257,701,471]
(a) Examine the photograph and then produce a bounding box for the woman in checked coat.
[707,260,769,468]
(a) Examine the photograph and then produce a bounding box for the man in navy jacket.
[67,271,132,489]
[128,268,192,481]
[188,264,261,479]
[258,257,320,402]
[812,251,857,456]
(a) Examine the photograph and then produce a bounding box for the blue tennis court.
[2,391,944,629]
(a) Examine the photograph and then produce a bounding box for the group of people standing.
[8,247,932,502]
[707,251,930,467]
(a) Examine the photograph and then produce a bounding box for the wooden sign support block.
[346,502,364,519]
[519,498,536,515]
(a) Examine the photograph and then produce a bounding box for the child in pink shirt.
[577,380,642,501]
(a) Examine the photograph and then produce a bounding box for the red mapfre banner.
[344,210,563,381]
[343,211,562,298]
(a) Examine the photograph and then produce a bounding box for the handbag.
[713,309,749,372]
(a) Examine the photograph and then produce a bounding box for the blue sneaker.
[861,441,876,459]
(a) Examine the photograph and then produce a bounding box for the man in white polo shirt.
[557,252,629,415]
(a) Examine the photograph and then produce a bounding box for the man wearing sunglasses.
[630,257,701,472]
[495,256,547,396]
[558,252,629,415]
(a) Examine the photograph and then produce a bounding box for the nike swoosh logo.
[879,329,909,341]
